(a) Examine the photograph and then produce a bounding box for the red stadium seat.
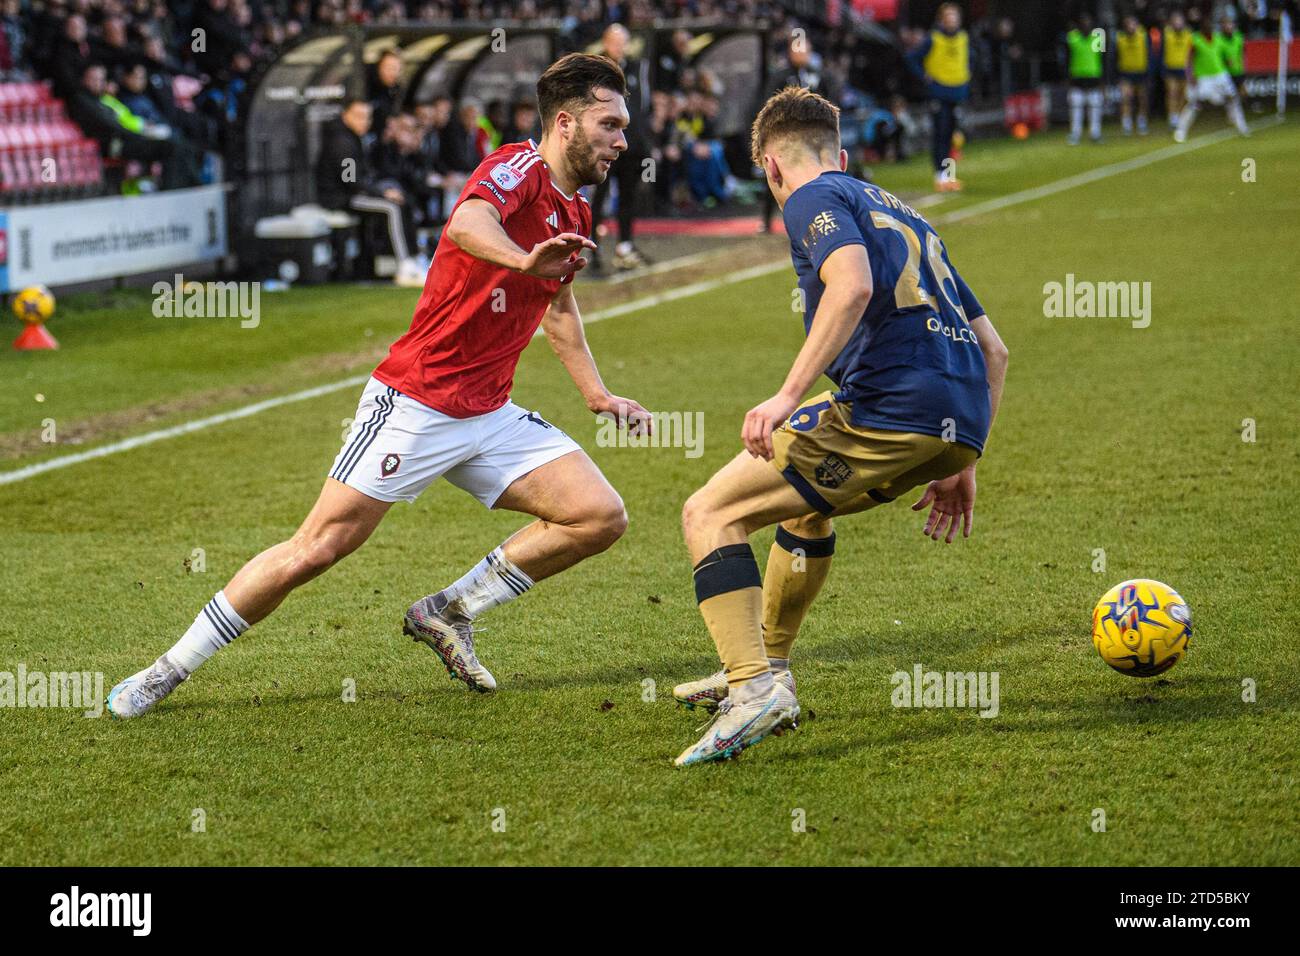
[0,81,105,201]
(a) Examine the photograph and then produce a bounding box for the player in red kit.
[107,54,651,716]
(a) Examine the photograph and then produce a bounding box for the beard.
[565,122,607,187]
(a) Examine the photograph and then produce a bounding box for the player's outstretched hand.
[743,392,799,461]
[520,233,598,280]
[592,394,654,437]
[911,464,976,543]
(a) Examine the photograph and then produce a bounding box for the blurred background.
[0,0,1294,292]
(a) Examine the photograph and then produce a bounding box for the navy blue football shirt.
[783,171,991,452]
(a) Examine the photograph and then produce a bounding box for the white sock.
[732,670,775,705]
[167,591,249,676]
[1087,91,1103,138]
[1068,89,1084,138]
[1176,104,1198,137]
[767,657,790,672]
[442,547,533,619]
[1228,99,1249,134]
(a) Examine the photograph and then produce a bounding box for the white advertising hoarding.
[0,185,227,292]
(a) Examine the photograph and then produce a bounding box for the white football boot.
[674,678,799,767]
[674,667,797,716]
[403,592,497,692]
[105,655,187,719]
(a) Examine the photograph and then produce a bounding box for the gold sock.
[762,525,835,661]
[694,544,767,687]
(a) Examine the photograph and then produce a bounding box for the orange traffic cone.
[13,322,58,350]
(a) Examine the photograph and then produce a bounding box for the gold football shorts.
[771,390,979,516]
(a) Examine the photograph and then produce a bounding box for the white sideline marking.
[937,122,1276,225]
[0,123,1276,486]
[0,377,372,486]
[0,265,785,487]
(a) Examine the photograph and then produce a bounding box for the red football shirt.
[373,140,593,418]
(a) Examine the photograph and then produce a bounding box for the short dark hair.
[536,53,627,127]
[750,85,840,166]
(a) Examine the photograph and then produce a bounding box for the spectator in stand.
[906,2,972,192]
[987,17,1023,98]
[590,22,652,272]
[95,16,139,74]
[654,27,692,93]
[477,97,498,144]
[413,96,457,221]
[414,96,450,169]
[761,31,841,228]
[50,14,94,99]
[503,98,541,144]
[194,47,251,152]
[314,98,424,287]
[1,0,28,79]
[677,88,730,205]
[368,48,403,133]
[67,62,206,189]
[437,97,477,176]
[118,61,167,124]
[648,88,682,213]
[192,0,245,79]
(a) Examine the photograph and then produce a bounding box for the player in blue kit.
[671,87,1009,766]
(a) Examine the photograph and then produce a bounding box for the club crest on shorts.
[380,453,401,478]
[814,454,853,489]
[490,162,525,192]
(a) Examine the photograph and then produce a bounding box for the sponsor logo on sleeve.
[477,180,508,204]
[490,162,525,191]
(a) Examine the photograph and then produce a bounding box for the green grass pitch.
[1,121,1297,865]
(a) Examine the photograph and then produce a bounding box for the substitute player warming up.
[671,88,1009,765]
[107,54,650,717]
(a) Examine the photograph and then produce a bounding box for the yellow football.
[1092,578,1192,677]
[12,285,55,324]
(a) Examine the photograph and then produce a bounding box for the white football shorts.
[1191,72,1237,106]
[329,377,582,506]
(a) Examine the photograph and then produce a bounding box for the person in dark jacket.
[67,63,205,190]
[367,49,404,134]
[191,0,245,78]
[315,98,423,286]
[49,14,94,99]
[762,33,844,228]
[590,23,652,271]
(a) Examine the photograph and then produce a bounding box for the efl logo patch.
[490,163,525,192]
[814,454,853,489]
[380,453,401,478]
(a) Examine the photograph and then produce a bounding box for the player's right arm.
[444,198,595,279]
[969,313,1008,431]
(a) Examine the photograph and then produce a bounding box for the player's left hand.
[593,394,654,437]
[911,463,976,543]
[742,392,798,461]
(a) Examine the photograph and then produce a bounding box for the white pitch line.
[0,266,785,487]
[0,376,372,486]
[0,122,1276,486]
[936,122,1274,225]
